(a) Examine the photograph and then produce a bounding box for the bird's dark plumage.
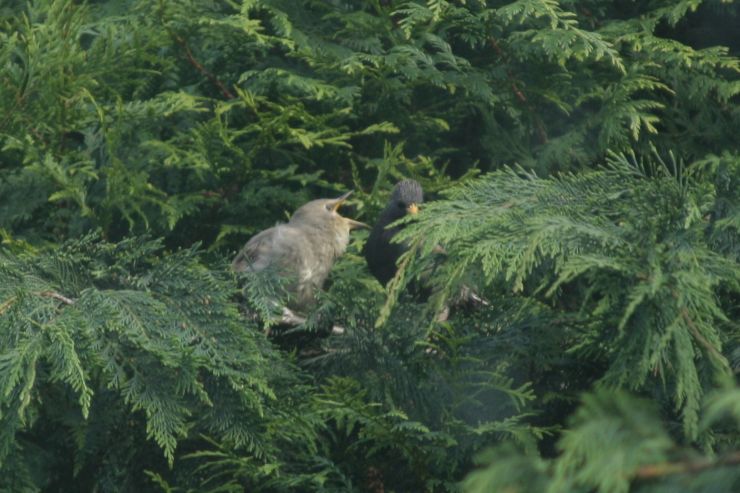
[363,180,424,286]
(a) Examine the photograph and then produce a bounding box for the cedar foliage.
[0,0,738,492]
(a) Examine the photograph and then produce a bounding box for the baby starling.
[363,179,424,286]
[233,191,367,312]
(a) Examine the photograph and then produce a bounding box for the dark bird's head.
[386,179,424,220]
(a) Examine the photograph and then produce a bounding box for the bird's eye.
[397,201,405,209]
[325,204,333,211]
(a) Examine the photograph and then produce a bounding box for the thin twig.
[489,37,528,104]
[0,296,17,315]
[0,291,75,316]
[279,307,344,334]
[635,451,740,480]
[174,34,235,100]
[38,291,76,305]
[680,307,729,369]
[489,36,549,144]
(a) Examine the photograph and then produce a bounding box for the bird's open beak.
[331,191,369,229]
[331,190,353,212]
[345,218,370,229]
[407,203,419,215]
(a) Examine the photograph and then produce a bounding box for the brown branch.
[533,119,548,145]
[0,296,17,315]
[262,307,344,337]
[173,34,235,100]
[0,291,75,316]
[578,7,602,29]
[635,451,740,480]
[38,291,76,305]
[489,37,528,105]
[488,36,548,144]
[664,287,730,371]
[200,190,223,198]
[679,307,730,370]
[366,466,385,493]
[511,81,528,104]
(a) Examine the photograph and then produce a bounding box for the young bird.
[363,179,424,286]
[233,191,368,314]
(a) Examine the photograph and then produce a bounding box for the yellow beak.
[345,218,370,229]
[407,203,419,215]
[330,190,369,229]
[331,190,353,212]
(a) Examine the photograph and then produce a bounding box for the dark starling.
[233,191,368,313]
[363,180,488,316]
[363,179,424,286]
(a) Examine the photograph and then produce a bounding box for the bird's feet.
[279,307,345,334]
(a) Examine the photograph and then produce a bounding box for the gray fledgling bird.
[363,179,424,286]
[233,191,368,313]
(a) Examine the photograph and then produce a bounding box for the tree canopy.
[0,1,738,492]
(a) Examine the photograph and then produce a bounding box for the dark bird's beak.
[407,203,419,215]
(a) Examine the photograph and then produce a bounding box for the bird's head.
[387,179,424,219]
[290,191,369,234]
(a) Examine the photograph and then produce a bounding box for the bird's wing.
[364,221,407,286]
[232,227,276,272]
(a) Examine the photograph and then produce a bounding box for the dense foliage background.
[1,0,739,491]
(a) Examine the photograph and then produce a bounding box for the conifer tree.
[0,0,737,491]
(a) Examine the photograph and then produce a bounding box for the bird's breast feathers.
[333,229,350,254]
